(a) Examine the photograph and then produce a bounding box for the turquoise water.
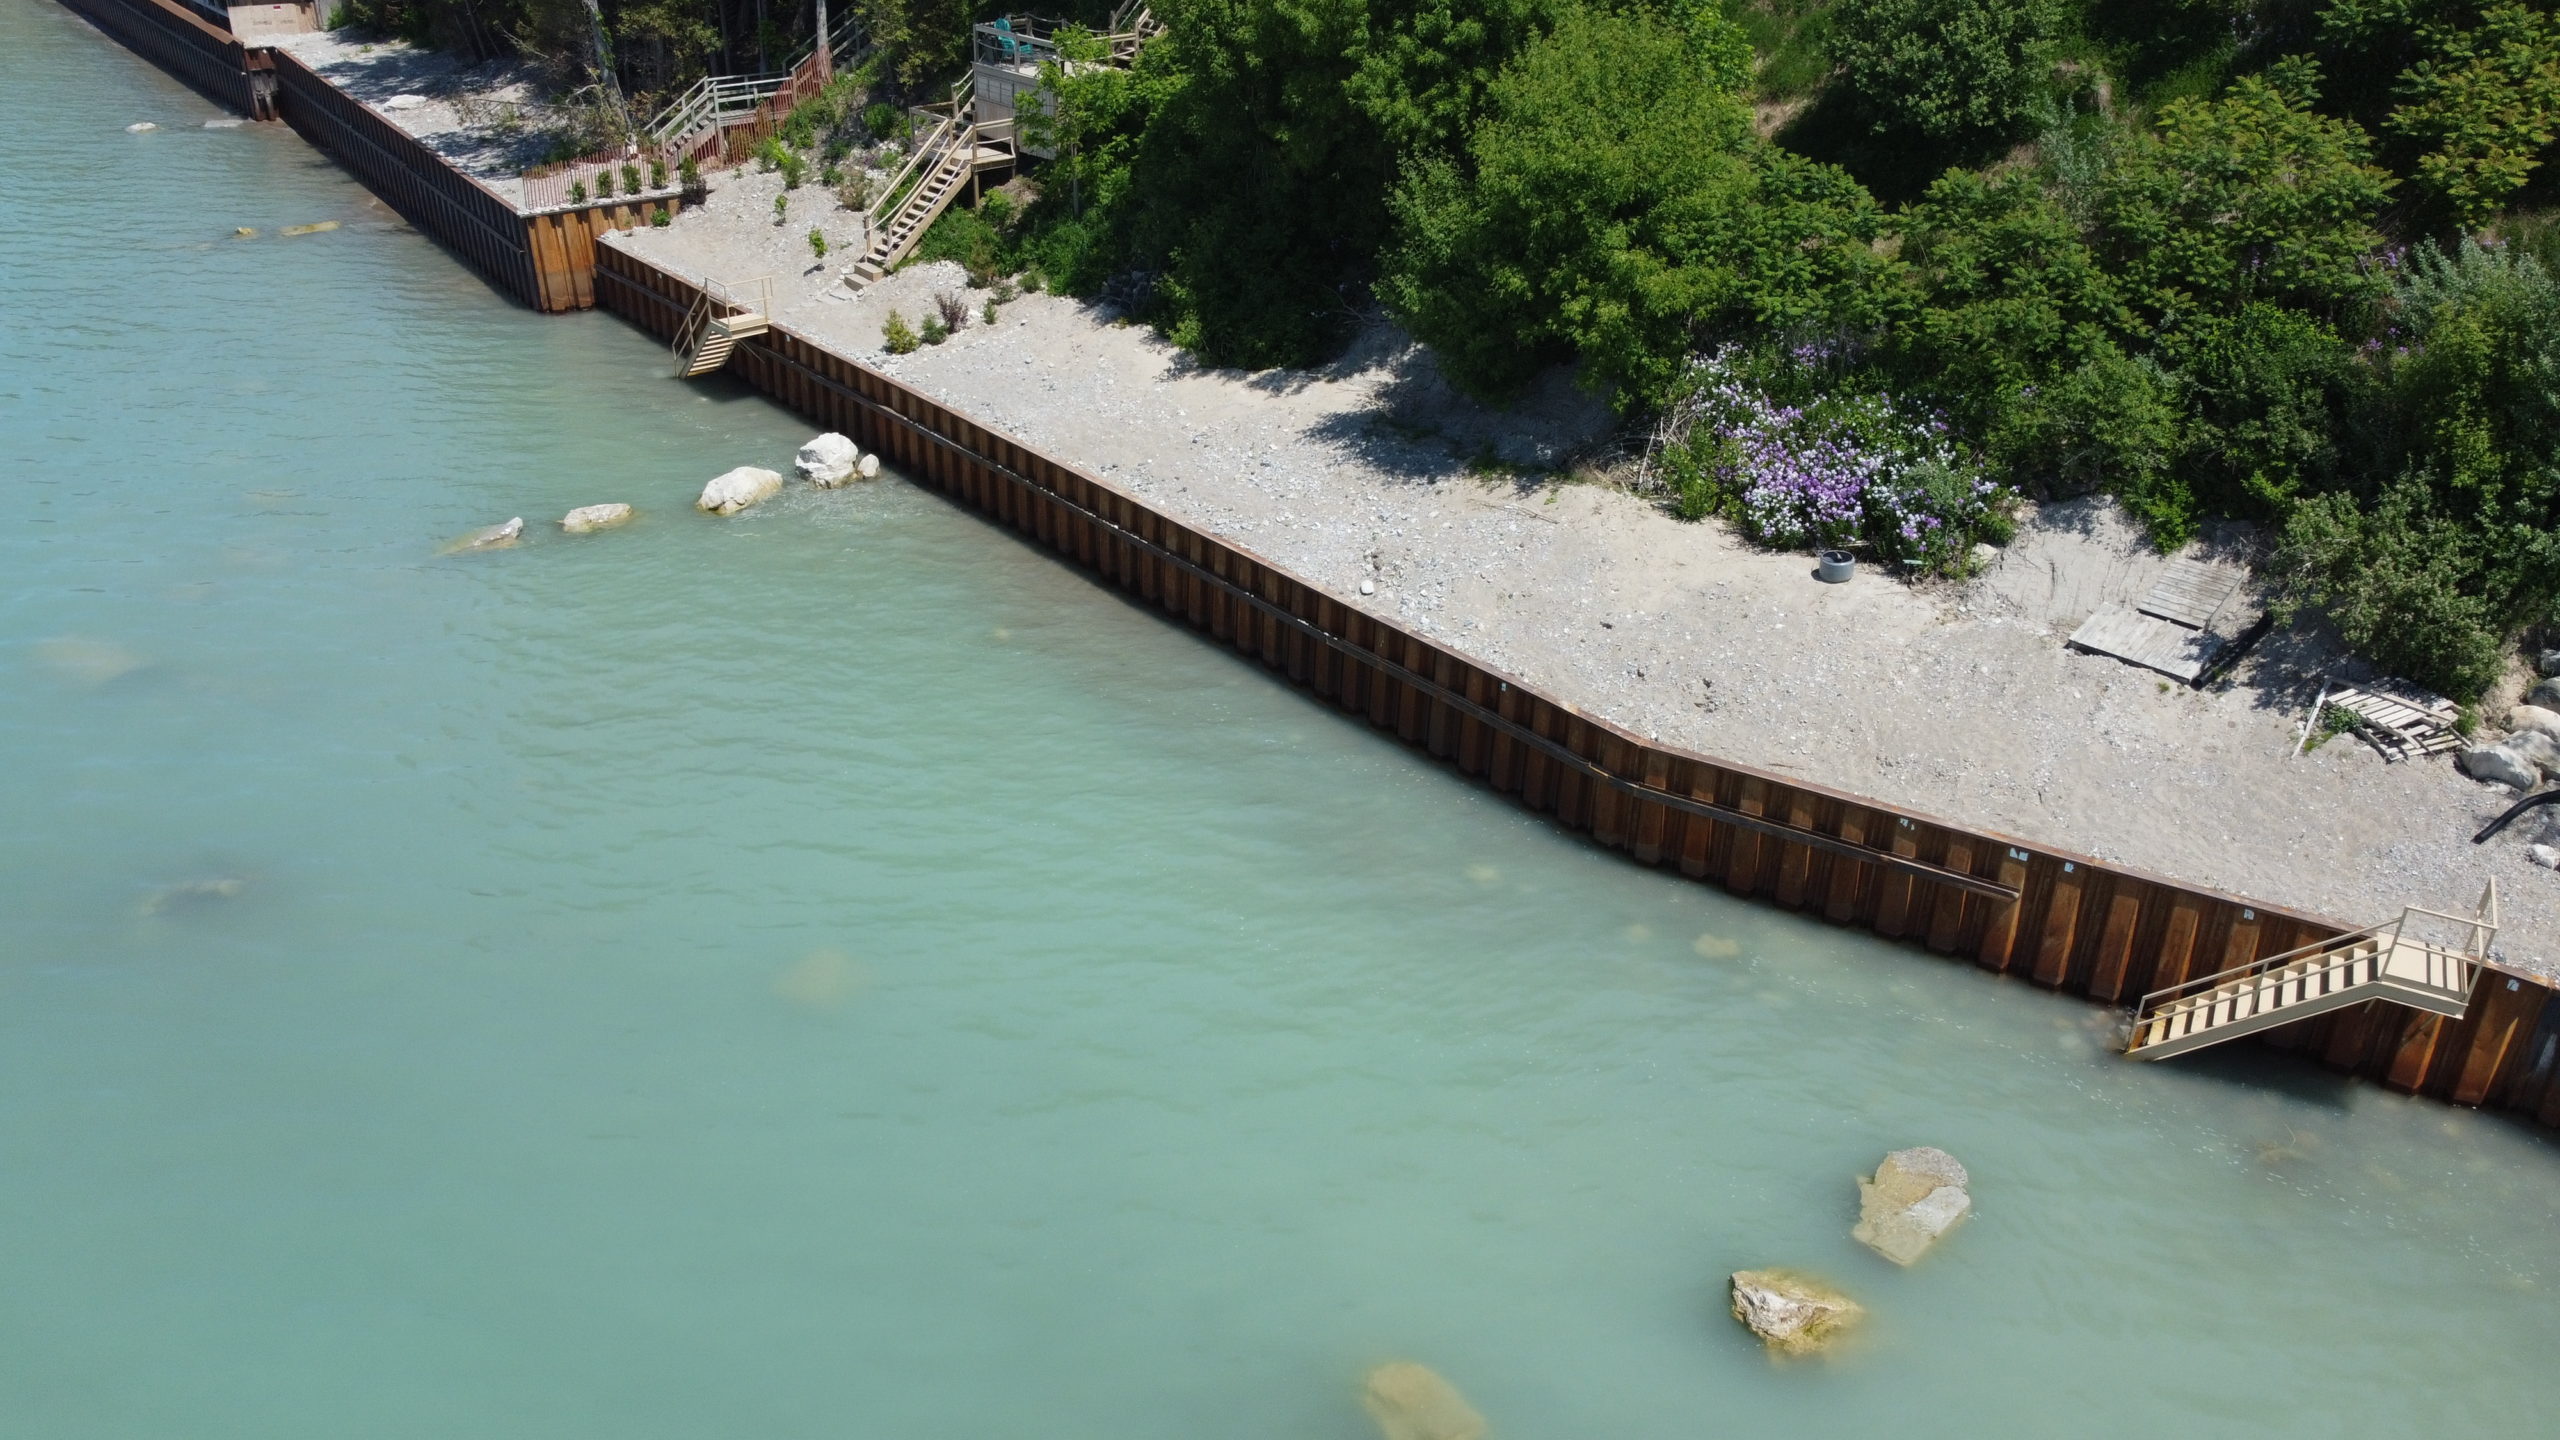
[9,8,2560,1436]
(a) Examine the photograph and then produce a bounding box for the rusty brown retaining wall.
[593,244,2560,1129]
[60,0,275,118]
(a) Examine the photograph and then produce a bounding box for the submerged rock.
[125,121,158,133]
[1730,1269,1863,1354]
[204,118,244,129]
[1360,1362,1485,1440]
[36,636,147,689]
[697,466,783,515]
[280,221,340,237]
[141,876,246,915]
[2461,744,2539,790]
[858,453,880,480]
[1852,1146,1972,1265]
[795,432,862,487]
[443,517,523,553]
[560,503,633,533]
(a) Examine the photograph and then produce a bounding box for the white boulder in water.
[1359,1363,1485,1440]
[795,432,862,487]
[858,453,880,479]
[560,503,634,533]
[1852,1146,1973,1265]
[696,466,783,516]
[1730,1269,1863,1354]
[443,517,523,553]
[125,121,158,133]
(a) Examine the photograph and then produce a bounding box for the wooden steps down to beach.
[2128,882,2497,1061]
[671,275,774,378]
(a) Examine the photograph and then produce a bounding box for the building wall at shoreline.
[591,241,2560,1134]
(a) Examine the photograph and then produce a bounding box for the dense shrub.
[882,309,920,353]
[1826,0,2063,141]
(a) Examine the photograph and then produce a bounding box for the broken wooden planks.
[2067,604,2226,683]
[2137,556,2248,630]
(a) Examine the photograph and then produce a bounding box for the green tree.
[2163,303,2364,523]
[1825,0,2062,141]
[2276,240,2560,696]
[2098,60,2397,321]
[1381,5,1883,406]
[2389,3,2560,227]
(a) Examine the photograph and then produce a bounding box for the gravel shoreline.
[609,165,2560,980]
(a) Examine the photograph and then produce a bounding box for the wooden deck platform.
[2067,604,2226,682]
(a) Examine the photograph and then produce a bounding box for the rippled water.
[8,8,2560,1436]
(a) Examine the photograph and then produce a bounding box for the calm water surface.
[6,8,2558,1436]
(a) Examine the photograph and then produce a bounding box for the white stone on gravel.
[379,94,430,111]
[2531,845,2560,870]
[696,466,782,516]
[2462,745,2540,790]
[795,432,861,487]
[560,503,633,533]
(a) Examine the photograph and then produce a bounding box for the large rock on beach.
[1730,1269,1863,1355]
[560,503,633,533]
[2510,704,2560,740]
[2506,730,2560,778]
[1360,1363,1485,1440]
[1853,1146,1973,1265]
[697,466,782,516]
[2461,745,2540,790]
[795,432,862,487]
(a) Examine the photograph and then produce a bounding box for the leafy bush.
[1826,0,2063,141]
[933,289,970,331]
[2274,239,2560,696]
[622,163,641,195]
[2388,4,2560,227]
[756,136,786,173]
[982,298,1001,325]
[920,313,951,345]
[651,207,671,228]
[595,167,614,198]
[679,157,701,193]
[773,193,789,223]
[1654,348,2013,574]
[568,179,587,204]
[882,308,920,353]
[1382,5,1882,408]
[650,158,668,190]
[779,151,807,189]
[808,228,829,260]
[863,102,902,141]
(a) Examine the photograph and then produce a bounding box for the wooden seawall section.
[591,245,2560,1130]
[62,0,2560,1131]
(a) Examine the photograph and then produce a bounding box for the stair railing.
[2129,878,2500,1047]
[670,273,776,367]
[859,77,974,260]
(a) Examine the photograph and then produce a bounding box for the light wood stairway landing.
[2127,883,2499,1061]
[671,276,774,378]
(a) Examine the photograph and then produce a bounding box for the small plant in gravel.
[882,309,919,353]
[1019,267,1045,293]
[678,157,700,192]
[650,158,667,190]
[990,278,1018,304]
[920,313,950,345]
[863,102,900,141]
[622,163,640,195]
[650,207,671,227]
[773,193,789,224]
[567,179,587,204]
[820,163,843,189]
[836,174,876,211]
[933,289,970,332]
[808,228,828,260]
[756,137,786,173]
[779,152,807,189]
[981,298,1000,326]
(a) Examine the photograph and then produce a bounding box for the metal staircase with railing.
[672,275,775,377]
[2126,881,2500,1060]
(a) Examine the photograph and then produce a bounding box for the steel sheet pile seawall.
[592,244,2560,1129]
[57,0,273,118]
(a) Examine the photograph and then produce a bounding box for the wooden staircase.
[845,79,1014,288]
[671,275,774,378]
[2127,882,2499,1060]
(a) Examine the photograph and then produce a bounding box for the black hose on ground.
[2472,787,2560,844]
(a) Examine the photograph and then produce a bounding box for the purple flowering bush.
[1653,348,2014,576]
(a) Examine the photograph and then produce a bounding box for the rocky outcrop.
[2507,730,2560,778]
[2511,705,2560,740]
[1852,1146,1972,1265]
[697,466,783,515]
[1360,1363,1485,1440]
[1730,1269,1862,1355]
[2461,744,2541,790]
[560,503,634,533]
[443,517,523,553]
[795,432,862,487]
